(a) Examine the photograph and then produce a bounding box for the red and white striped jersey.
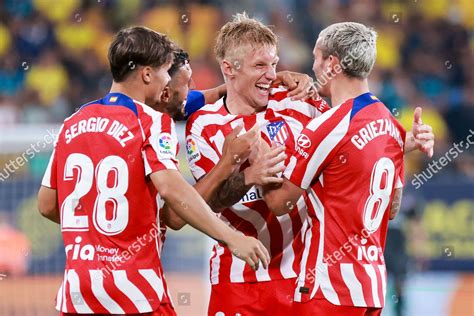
[284,92,405,307]
[185,86,330,284]
[41,92,178,314]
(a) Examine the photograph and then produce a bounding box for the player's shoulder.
[187,97,228,128]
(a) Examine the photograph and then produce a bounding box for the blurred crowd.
[0,0,473,177]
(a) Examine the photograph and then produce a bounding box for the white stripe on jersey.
[294,218,313,303]
[341,263,367,307]
[210,245,225,284]
[89,270,125,314]
[68,269,93,313]
[277,213,298,279]
[308,191,340,305]
[301,111,351,189]
[139,269,165,301]
[229,203,272,282]
[395,175,403,189]
[112,270,152,312]
[55,270,67,312]
[364,264,381,308]
[378,265,387,306]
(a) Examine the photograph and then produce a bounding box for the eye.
[256,63,264,67]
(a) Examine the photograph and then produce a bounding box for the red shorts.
[60,303,176,316]
[208,278,295,316]
[293,298,382,316]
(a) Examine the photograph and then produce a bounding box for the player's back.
[42,92,175,314]
[289,92,405,307]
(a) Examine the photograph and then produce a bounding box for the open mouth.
[255,83,270,95]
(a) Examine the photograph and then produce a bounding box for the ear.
[161,86,170,103]
[221,59,235,79]
[142,66,153,84]
[327,55,341,74]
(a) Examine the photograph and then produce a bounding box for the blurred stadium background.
[0,0,472,315]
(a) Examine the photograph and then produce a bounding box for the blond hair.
[214,12,278,62]
[318,22,377,79]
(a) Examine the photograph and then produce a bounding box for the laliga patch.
[186,136,201,163]
[158,133,174,158]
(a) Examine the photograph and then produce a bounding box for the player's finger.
[227,125,243,139]
[249,253,259,270]
[268,163,286,175]
[245,255,258,270]
[290,82,313,100]
[428,147,434,158]
[283,75,298,91]
[267,151,287,166]
[413,107,423,125]
[255,245,269,269]
[414,133,434,141]
[418,124,433,133]
[263,176,284,184]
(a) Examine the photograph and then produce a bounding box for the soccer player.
[37,26,270,315]
[263,22,432,315]
[184,14,332,315]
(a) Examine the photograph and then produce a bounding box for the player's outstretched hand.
[412,107,434,157]
[274,70,316,101]
[222,124,260,166]
[227,234,270,270]
[244,144,286,186]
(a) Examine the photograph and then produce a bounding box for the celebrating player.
[184,13,332,315]
[37,26,270,315]
[263,22,433,315]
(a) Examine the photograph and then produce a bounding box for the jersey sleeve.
[284,105,352,190]
[41,124,64,189]
[142,113,179,176]
[185,116,220,181]
[184,90,205,120]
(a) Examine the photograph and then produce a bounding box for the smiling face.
[228,44,278,110]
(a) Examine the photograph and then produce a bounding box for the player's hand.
[244,144,286,186]
[411,107,434,157]
[227,233,270,270]
[222,124,260,166]
[274,71,316,101]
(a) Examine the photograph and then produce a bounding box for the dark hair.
[108,26,174,82]
[168,49,190,77]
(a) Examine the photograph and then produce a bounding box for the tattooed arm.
[389,188,403,220]
[209,145,287,211]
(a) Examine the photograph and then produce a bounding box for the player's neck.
[225,87,258,116]
[109,81,147,105]
[330,77,369,107]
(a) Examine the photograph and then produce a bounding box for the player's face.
[312,39,331,97]
[233,44,278,109]
[166,63,193,121]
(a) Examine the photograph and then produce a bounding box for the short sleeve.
[184,90,205,120]
[142,113,179,175]
[41,124,64,189]
[185,117,220,181]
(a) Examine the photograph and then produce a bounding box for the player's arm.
[263,179,304,216]
[208,144,287,211]
[389,187,403,220]
[163,126,256,229]
[151,169,270,270]
[38,186,60,224]
[404,107,434,157]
